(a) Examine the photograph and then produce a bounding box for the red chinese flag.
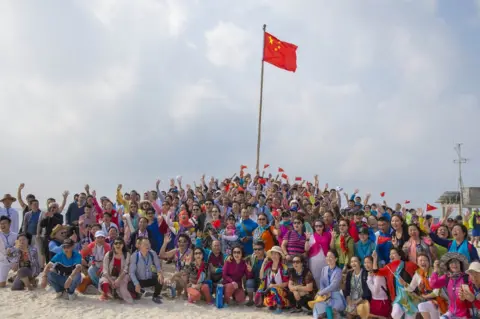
[258,178,266,185]
[263,32,298,72]
[426,204,438,212]
[380,192,386,197]
[241,165,247,170]
[281,173,288,179]
[278,167,285,173]
[264,164,270,169]
[405,200,411,204]
[295,177,302,181]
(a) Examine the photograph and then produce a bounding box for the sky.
[0,0,479,213]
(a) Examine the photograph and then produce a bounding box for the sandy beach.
[0,262,308,319]
[0,288,309,319]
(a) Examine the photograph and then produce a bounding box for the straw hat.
[50,224,68,238]
[266,246,285,259]
[0,194,16,202]
[307,294,330,309]
[356,300,370,319]
[440,252,469,273]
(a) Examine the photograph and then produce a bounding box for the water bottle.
[215,284,224,308]
[326,306,333,319]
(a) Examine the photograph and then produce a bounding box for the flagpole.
[256,24,267,174]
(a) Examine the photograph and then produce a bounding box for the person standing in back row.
[22,199,42,260]
[0,194,19,233]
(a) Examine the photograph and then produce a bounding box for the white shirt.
[0,207,19,233]
[0,231,18,264]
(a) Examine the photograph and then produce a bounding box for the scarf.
[449,240,471,262]
[417,267,448,313]
[196,261,206,283]
[339,234,349,254]
[309,231,331,258]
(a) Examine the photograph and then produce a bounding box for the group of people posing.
[0,170,480,319]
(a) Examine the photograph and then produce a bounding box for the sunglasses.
[194,252,203,255]
[114,242,123,245]
[315,224,324,228]
[233,251,242,255]
[293,260,302,264]
[253,248,263,251]
[293,221,302,225]
[257,218,266,221]
[178,240,187,243]
[339,224,348,227]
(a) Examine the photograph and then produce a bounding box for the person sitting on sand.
[10,233,40,291]
[41,238,83,300]
[185,247,212,304]
[0,216,18,288]
[98,237,132,303]
[128,238,164,304]
[160,233,192,299]
[80,231,111,288]
[223,245,253,307]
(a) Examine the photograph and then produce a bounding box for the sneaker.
[268,306,276,311]
[274,308,283,314]
[152,296,163,304]
[54,292,64,299]
[68,293,77,301]
[245,300,254,307]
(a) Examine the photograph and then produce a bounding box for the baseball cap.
[95,231,106,238]
[359,227,369,235]
[62,238,75,248]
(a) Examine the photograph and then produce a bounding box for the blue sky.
[0,0,478,214]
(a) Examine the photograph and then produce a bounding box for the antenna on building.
[454,143,467,214]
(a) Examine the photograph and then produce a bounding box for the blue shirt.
[236,219,258,255]
[27,211,41,235]
[51,251,82,276]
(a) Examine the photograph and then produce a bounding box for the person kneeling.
[128,238,163,304]
[40,239,82,300]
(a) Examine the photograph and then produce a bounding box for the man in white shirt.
[0,194,19,233]
[0,216,18,287]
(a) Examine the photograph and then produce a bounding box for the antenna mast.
[454,143,467,214]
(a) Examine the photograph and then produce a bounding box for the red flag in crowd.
[380,192,386,197]
[240,165,247,170]
[264,164,270,169]
[426,204,438,212]
[278,167,285,173]
[295,177,302,181]
[258,178,266,185]
[281,173,288,179]
[263,32,298,72]
[405,200,411,204]
[377,236,391,245]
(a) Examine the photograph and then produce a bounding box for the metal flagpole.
[256,24,267,174]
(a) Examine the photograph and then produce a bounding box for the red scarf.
[340,235,349,254]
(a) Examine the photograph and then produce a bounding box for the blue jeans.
[47,272,81,295]
[87,265,100,287]
[246,278,258,293]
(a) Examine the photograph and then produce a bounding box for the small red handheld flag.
[295,177,302,182]
[377,236,391,245]
[426,204,437,212]
[278,167,285,173]
[240,165,247,170]
[380,192,386,197]
[281,173,288,179]
[264,164,270,169]
[258,178,266,185]
[405,200,411,204]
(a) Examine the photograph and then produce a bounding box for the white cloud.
[205,21,254,69]
[0,1,478,210]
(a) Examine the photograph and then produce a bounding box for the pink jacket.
[430,272,473,318]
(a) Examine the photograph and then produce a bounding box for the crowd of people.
[0,168,480,319]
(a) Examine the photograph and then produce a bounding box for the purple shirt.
[222,259,252,287]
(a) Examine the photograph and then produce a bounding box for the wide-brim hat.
[266,246,285,259]
[440,252,469,273]
[51,224,68,238]
[1,194,16,202]
[466,261,480,275]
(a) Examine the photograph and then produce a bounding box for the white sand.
[0,288,310,319]
[0,262,308,319]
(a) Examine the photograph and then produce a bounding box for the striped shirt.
[285,230,306,256]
